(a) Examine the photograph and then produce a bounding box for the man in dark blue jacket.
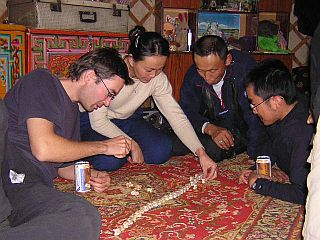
[173,35,267,162]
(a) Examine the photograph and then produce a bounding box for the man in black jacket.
[239,59,314,205]
[174,35,267,162]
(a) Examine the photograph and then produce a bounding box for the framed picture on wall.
[198,12,241,40]
[197,11,258,51]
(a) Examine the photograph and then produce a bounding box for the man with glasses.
[100,77,116,100]
[239,58,313,204]
[1,48,133,239]
[249,96,272,110]
[174,35,267,162]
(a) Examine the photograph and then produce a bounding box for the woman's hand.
[196,147,218,180]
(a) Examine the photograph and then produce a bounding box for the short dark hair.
[245,58,296,104]
[68,48,133,85]
[128,25,170,61]
[193,35,228,61]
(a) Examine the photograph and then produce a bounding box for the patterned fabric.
[54,153,303,239]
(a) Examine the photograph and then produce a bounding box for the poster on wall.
[162,8,190,51]
[197,11,257,51]
[198,12,241,40]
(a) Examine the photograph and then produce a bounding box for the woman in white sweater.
[80,26,217,180]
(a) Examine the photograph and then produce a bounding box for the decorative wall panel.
[27,29,129,77]
[0,24,26,98]
[129,0,156,31]
[0,0,313,69]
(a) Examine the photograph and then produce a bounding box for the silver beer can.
[75,161,91,193]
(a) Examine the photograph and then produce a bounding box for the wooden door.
[163,52,193,101]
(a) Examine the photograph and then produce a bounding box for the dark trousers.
[171,132,246,162]
[0,143,101,240]
[80,108,173,171]
[0,183,101,240]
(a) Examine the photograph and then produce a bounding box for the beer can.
[75,161,91,193]
[256,156,271,177]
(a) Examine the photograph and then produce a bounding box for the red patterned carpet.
[54,153,304,240]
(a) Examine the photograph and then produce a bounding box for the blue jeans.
[80,108,173,171]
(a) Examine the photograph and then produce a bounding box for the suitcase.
[7,0,129,33]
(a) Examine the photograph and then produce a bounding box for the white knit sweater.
[84,71,203,154]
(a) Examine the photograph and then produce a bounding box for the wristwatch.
[251,182,257,190]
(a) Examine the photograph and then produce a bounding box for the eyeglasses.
[250,96,272,110]
[100,80,116,100]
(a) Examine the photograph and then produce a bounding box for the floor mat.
[54,153,304,240]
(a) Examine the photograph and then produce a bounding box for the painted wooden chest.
[27,28,129,77]
[0,24,26,99]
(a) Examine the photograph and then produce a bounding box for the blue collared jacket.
[179,49,268,158]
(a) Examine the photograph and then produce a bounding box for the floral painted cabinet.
[0,24,26,99]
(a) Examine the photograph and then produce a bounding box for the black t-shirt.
[4,68,80,185]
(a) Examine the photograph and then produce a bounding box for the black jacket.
[294,0,320,36]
